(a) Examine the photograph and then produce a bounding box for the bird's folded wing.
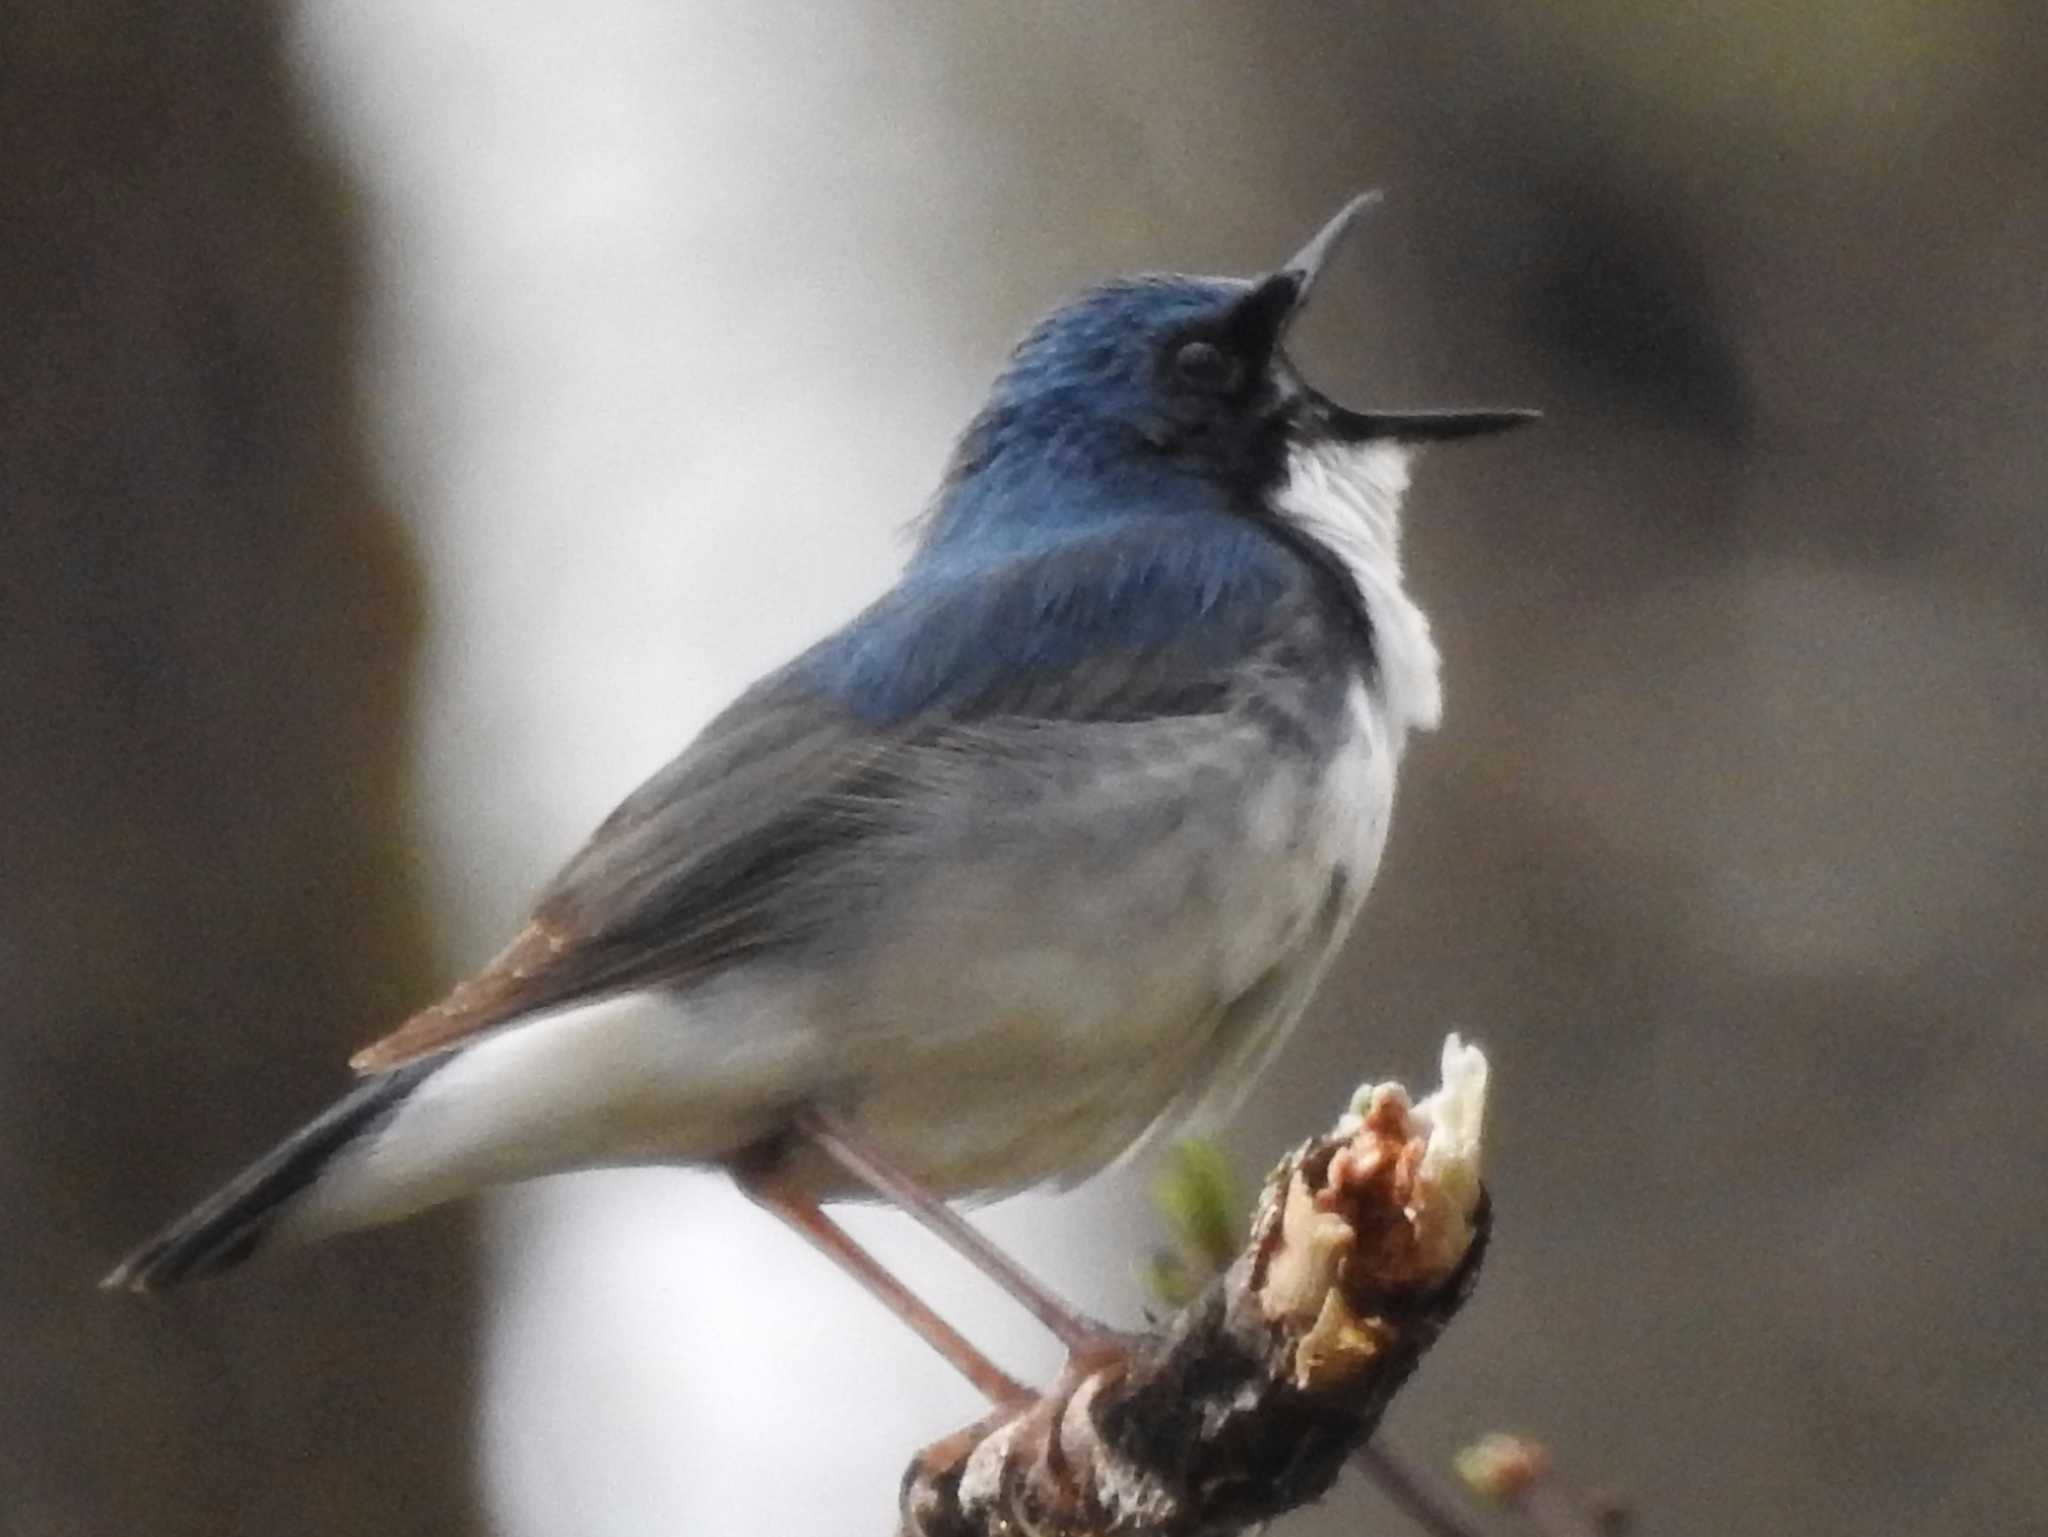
[348,695,895,1071]
[351,517,1339,1073]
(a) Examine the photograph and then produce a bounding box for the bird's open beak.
[1320,403,1542,443]
[1278,189,1382,307]
[1234,191,1540,445]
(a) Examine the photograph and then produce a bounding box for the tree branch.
[897,1038,1491,1537]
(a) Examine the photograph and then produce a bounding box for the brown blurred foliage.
[0,5,478,1533]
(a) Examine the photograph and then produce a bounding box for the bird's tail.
[101,1058,445,1294]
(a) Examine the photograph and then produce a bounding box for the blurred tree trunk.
[0,6,479,1533]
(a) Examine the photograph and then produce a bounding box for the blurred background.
[5,2,2043,1533]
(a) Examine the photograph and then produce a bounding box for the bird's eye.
[1171,339,1238,392]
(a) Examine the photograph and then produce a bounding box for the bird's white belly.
[834,684,1399,1196]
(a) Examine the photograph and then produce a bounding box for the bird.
[104,193,1531,1393]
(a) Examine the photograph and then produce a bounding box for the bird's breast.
[804,683,1404,1196]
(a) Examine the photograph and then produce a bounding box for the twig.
[896,1040,1491,1537]
[1354,1438,1492,1537]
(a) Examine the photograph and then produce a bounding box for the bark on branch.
[898,1039,1491,1537]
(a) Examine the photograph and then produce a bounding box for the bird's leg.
[734,1161,1034,1409]
[796,1106,1133,1371]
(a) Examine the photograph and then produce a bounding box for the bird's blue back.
[806,513,1307,726]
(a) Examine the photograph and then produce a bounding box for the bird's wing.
[351,515,1349,1073]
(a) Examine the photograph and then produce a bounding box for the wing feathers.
[348,519,1352,1074]
[350,918,573,1072]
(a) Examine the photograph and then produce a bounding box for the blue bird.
[105,194,1530,1389]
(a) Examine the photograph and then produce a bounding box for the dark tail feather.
[101,1059,442,1294]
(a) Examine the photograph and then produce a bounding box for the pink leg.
[797,1106,1127,1364]
[735,1163,1032,1408]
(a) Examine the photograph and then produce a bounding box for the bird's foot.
[1057,1324,1142,1383]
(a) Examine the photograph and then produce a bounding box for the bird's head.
[919,193,1535,558]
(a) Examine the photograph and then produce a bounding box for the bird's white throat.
[1272,439,1443,737]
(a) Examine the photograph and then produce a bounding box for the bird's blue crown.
[915,274,1281,564]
